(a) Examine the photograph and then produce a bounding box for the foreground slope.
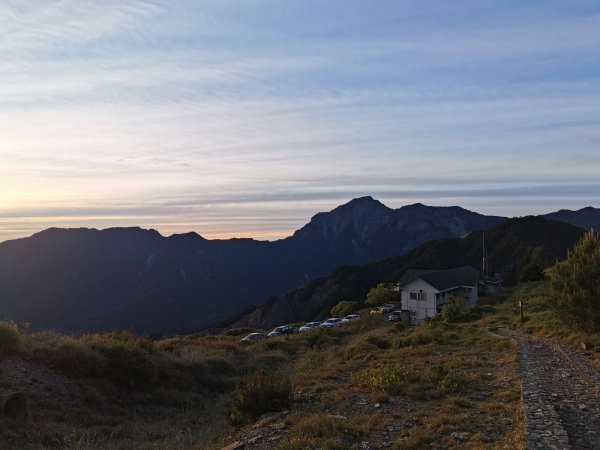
[0,299,525,449]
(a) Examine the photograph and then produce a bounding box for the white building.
[395,266,480,325]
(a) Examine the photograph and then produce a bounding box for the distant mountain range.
[545,207,600,230]
[0,198,597,333]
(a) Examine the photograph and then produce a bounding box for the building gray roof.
[397,266,481,292]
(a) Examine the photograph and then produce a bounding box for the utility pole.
[482,232,486,276]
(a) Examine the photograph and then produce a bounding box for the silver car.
[299,322,321,332]
[240,332,267,342]
[341,314,359,324]
[319,318,343,328]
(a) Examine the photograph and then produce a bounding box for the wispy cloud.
[1,0,599,242]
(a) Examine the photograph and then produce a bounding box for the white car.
[319,318,343,328]
[299,322,321,332]
[382,304,396,313]
[341,314,359,324]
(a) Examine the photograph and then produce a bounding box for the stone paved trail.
[495,329,600,450]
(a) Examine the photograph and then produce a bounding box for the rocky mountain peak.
[293,196,394,241]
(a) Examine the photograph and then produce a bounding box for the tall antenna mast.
[482,231,486,276]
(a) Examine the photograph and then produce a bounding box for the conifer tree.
[549,229,600,331]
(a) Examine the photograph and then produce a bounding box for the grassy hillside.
[0,294,526,448]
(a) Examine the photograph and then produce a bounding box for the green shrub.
[365,283,400,306]
[330,301,359,317]
[519,262,546,282]
[96,330,155,352]
[427,361,468,395]
[85,337,156,388]
[204,355,236,376]
[47,341,105,377]
[393,322,405,332]
[440,296,465,323]
[351,362,418,394]
[305,331,341,349]
[228,370,292,425]
[366,335,390,349]
[342,341,377,361]
[0,321,23,355]
[298,349,326,370]
[392,324,451,348]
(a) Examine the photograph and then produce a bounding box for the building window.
[409,290,426,300]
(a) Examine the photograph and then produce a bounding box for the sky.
[1,0,600,243]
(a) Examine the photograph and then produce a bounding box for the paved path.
[494,329,600,449]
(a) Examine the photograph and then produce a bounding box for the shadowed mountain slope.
[545,206,600,230]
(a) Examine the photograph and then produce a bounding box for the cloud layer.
[1,0,600,242]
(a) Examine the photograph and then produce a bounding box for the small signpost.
[519,300,524,323]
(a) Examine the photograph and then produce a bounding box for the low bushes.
[41,340,105,377]
[351,359,469,398]
[350,362,416,395]
[29,333,156,388]
[0,322,23,356]
[427,361,468,395]
[366,335,390,349]
[85,337,156,388]
[228,370,292,425]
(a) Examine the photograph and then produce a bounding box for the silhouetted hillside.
[545,206,600,230]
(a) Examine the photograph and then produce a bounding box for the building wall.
[400,278,439,325]
[447,286,478,306]
[481,282,502,295]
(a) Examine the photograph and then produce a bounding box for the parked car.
[341,314,360,324]
[319,318,343,328]
[240,332,267,342]
[299,322,321,332]
[382,304,396,313]
[388,311,402,322]
[369,307,383,314]
[267,325,294,337]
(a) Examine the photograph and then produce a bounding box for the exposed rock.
[582,342,594,351]
[450,432,470,442]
